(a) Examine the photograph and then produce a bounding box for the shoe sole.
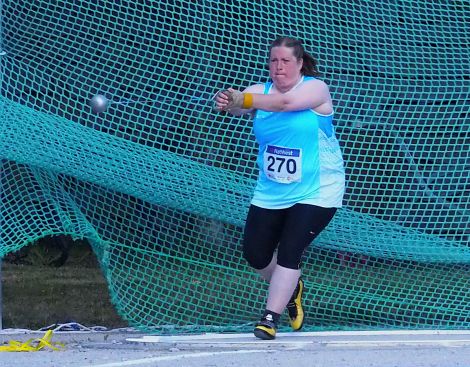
[254,326,276,340]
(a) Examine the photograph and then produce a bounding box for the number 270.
[266,156,297,174]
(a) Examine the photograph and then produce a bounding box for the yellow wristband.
[242,93,253,109]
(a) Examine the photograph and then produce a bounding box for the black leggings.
[243,204,337,270]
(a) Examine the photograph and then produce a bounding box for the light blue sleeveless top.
[251,76,345,209]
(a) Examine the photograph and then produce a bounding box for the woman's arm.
[219,79,332,114]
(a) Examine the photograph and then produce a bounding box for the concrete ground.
[0,329,470,366]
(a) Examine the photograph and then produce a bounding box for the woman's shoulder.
[303,76,327,85]
[301,77,330,92]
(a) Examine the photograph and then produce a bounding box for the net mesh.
[0,0,469,333]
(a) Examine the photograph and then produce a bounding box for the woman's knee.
[242,241,273,270]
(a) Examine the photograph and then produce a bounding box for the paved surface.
[1,329,470,366]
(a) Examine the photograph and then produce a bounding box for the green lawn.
[1,242,127,330]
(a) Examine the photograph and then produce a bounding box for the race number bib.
[263,145,302,184]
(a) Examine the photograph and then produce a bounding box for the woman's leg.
[265,265,301,313]
[265,204,337,313]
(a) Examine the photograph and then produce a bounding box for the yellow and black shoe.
[286,278,305,331]
[253,317,277,340]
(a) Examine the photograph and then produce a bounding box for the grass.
[1,241,127,330]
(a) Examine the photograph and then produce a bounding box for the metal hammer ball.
[89,94,109,114]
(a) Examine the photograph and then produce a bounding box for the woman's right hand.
[213,89,231,112]
[214,88,245,112]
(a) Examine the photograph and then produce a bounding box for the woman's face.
[269,46,303,92]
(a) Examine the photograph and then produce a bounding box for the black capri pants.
[243,203,337,270]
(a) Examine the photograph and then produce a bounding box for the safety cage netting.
[0,1,469,333]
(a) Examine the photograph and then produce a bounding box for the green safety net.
[0,1,469,333]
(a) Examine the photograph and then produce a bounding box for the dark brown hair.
[269,37,320,77]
